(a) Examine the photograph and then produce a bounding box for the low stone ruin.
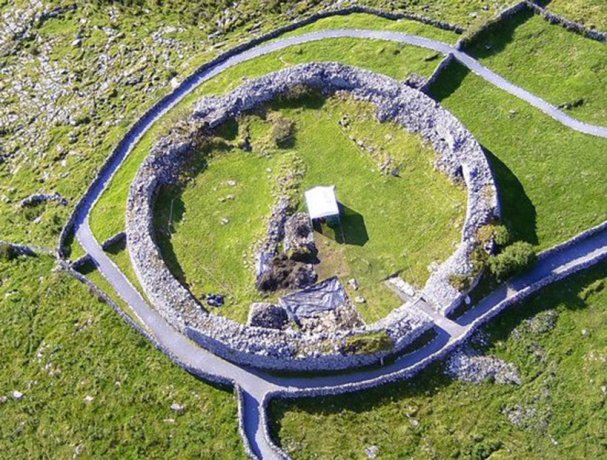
[255,197,290,282]
[445,346,521,385]
[247,303,289,330]
[20,192,67,208]
[284,212,317,259]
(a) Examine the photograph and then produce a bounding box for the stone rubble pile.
[19,192,68,208]
[247,303,289,330]
[446,347,521,385]
[126,62,498,371]
[255,197,290,281]
[284,212,317,259]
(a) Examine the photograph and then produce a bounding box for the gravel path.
[71,27,607,459]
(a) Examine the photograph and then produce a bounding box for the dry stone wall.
[527,1,607,43]
[126,62,498,371]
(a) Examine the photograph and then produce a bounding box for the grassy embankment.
[548,0,607,31]
[430,62,607,249]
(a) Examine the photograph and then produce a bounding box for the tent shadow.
[314,203,369,247]
[338,203,369,247]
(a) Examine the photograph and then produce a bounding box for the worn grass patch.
[0,255,244,458]
[271,261,607,459]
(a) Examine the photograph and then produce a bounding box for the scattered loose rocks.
[170,403,186,413]
[512,310,558,340]
[446,347,521,385]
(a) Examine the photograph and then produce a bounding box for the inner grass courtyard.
[153,94,466,324]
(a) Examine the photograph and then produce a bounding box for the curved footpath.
[71,27,607,459]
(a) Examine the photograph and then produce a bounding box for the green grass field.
[154,96,465,324]
[429,61,607,249]
[3,1,607,457]
[272,261,607,458]
[548,0,607,31]
[0,255,244,458]
[466,9,607,126]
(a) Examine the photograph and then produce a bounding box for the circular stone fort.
[126,62,499,372]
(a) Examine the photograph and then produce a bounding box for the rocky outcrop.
[20,192,68,208]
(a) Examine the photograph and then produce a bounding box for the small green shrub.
[449,273,473,292]
[0,242,16,262]
[272,116,295,147]
[470,245,489,272]
[477,223,510,248]
[488,241,537,282]
[342,331,393,355]
[449,245,492,292]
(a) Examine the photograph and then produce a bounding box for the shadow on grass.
[427,62,539,245]
[313,203,369,247]
[215,118,239,141]
[483,147,538,245]
[269,260,607,447]
[339,203,369,246]
[428,60,470,102]
[153,185,193,288]
[104,236,127,255]
[271,89,327,111]
[465,7,534,59]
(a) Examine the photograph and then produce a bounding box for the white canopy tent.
[304,186,339,220]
